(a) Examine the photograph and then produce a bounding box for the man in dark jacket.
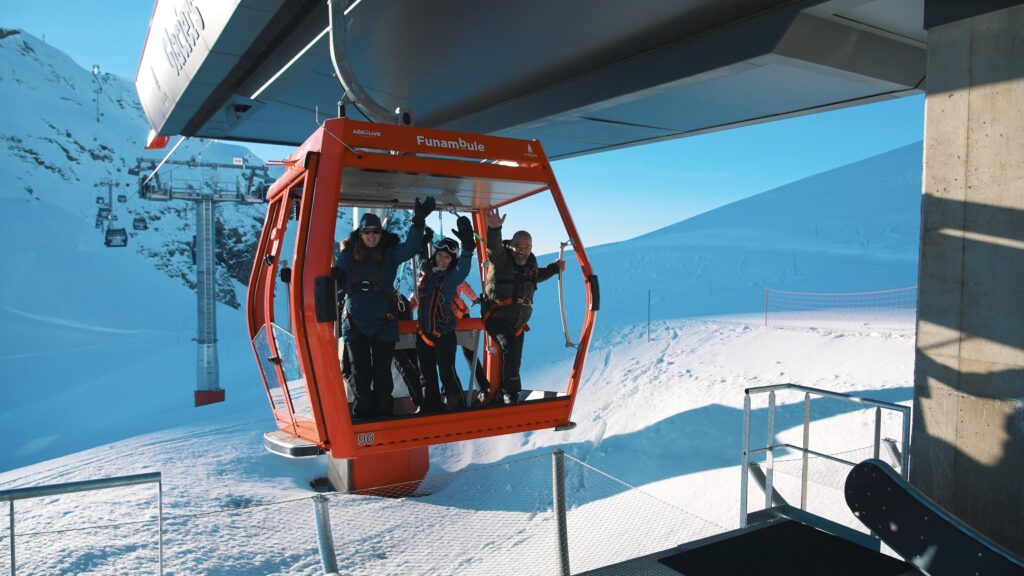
[481,208,565,405]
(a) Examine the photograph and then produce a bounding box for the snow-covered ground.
[0,27,923,576]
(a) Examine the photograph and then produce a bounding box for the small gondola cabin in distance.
[250,118,599,492]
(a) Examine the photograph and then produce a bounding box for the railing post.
[873,407,882,460]
[801,393,810,510]
[9,500,14,576]
[765,391,776,510]
[552,450,570,576]
[158,479,163,576]
[740,393,751,528]
[900,410,911,480]
[313,494,339,575]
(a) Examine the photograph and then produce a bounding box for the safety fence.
[764,285,917,333]
[0,452,724,576]
[740,383,911,534]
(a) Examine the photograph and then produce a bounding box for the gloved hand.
[452,216,475,252]
[418,226,433,259]
[412,197,435,228]
[471,298,480,307]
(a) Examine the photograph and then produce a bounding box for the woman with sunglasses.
[415,216,476,412]
[335,197,435,419]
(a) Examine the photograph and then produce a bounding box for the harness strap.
[349,254,388,293]
[481,297,532,336]
[419,332,436,348]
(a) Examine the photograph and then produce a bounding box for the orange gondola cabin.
[249,119,598,491]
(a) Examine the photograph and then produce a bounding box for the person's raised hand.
[452,216,475,252]
[412,197,436,228]
[485,208,506,229]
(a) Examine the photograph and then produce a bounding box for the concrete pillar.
[914,3,1024,556]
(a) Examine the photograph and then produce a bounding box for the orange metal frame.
[247,118,598,459]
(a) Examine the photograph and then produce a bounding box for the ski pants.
[484,317,525,397]
[416,331,465,411]
[393,347,422,406]
[346,327,396,417]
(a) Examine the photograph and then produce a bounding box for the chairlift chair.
[117,194,128,203]
[97,206,111,218]
[133,216,148,230]
[104,227,128,247]
[96,196,105,204]
[248,119,599,491]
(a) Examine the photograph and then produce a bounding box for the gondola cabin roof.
[266,118,554,210]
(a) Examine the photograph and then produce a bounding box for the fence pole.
[764,284,768,327]
[552,450,570,576]
[313,495,339,575]
[9,500,14,576]
[801,393,810,510]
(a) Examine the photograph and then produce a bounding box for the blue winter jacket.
[416,251,473,339]
[336,226,424,341]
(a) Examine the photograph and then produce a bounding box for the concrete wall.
[914,3,1024,556]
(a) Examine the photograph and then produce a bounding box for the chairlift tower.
[91,65,102,123]
[134,157,270,406]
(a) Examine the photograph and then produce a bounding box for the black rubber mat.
[658,519,918,575]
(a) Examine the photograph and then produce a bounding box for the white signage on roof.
[416,135,486,152]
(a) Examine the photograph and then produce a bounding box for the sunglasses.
[360,227,383,235]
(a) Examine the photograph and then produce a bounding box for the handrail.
[2,472,163,576]
[739,384,911,528]
[557,240,575,349]
[0,472,161,502]
[745,383,908,413]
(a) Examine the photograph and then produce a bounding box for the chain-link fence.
[0,451,730,576]
[2,433,909,576]
[0,479,161,575]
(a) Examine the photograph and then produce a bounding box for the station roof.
[137,0,928,159]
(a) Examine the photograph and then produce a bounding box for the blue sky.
[5,2,925,252]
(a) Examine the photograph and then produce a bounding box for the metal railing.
[0,452,725,574]
[739,384,911,528]
[0,472,162,576]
